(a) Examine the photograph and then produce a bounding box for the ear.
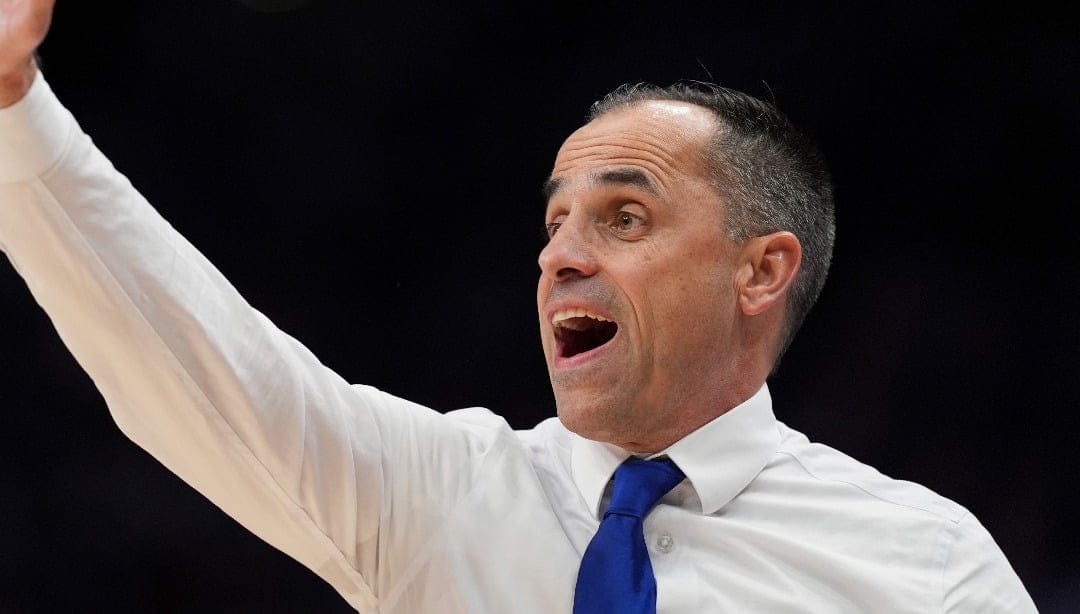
[735,231,802,316]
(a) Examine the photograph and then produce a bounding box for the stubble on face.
[538,101,745,452]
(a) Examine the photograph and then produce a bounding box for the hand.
[0,0,56,107]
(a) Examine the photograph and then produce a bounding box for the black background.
[1,1,1077,611]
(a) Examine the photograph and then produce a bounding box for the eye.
[544,213,567,239]
[611,209,646,235]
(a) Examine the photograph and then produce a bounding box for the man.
[0,1,1037,612]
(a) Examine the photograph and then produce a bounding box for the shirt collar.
[571,384,780,517]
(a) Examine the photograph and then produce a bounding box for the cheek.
[654,259,732,337]
[536,277,554,317]
[536,281,552,352]
[539,332,553,361]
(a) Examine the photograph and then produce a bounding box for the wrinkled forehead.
[551,100,718,187]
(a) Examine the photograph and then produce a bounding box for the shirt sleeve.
[0,72,501,612]
[942,511,1039,613]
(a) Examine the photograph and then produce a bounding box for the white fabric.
[0,72,1038,613]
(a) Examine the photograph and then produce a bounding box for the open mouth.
[552,308,618,359]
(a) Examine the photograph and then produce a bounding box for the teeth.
[551,308,611,326]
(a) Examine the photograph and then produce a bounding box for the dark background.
[1,1,1077,611]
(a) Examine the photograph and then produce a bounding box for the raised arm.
[0,4,507,610]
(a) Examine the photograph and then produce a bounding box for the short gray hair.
[588,82,836,366]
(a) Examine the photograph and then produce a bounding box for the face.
[538,101,747,452]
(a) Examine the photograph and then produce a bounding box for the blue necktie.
[573,457,686,614]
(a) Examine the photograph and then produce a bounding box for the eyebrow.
[541,168,661,202]
[541,176,563,201]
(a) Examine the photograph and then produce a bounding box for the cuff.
[0,70,76,183]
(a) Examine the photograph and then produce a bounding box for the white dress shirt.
[0,73,1037,613]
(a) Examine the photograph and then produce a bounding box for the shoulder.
[765,422,1036,611]
[770,420,968,523]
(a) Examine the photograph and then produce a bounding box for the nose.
[538,218,598,282]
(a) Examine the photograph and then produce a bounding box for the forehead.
[550,100,717,192]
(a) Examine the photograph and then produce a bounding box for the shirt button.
[656,533,674,553]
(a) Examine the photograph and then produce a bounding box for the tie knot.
[605,457,686,520]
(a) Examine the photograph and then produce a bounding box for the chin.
[555,401,604,439]
[554,397,627,444]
